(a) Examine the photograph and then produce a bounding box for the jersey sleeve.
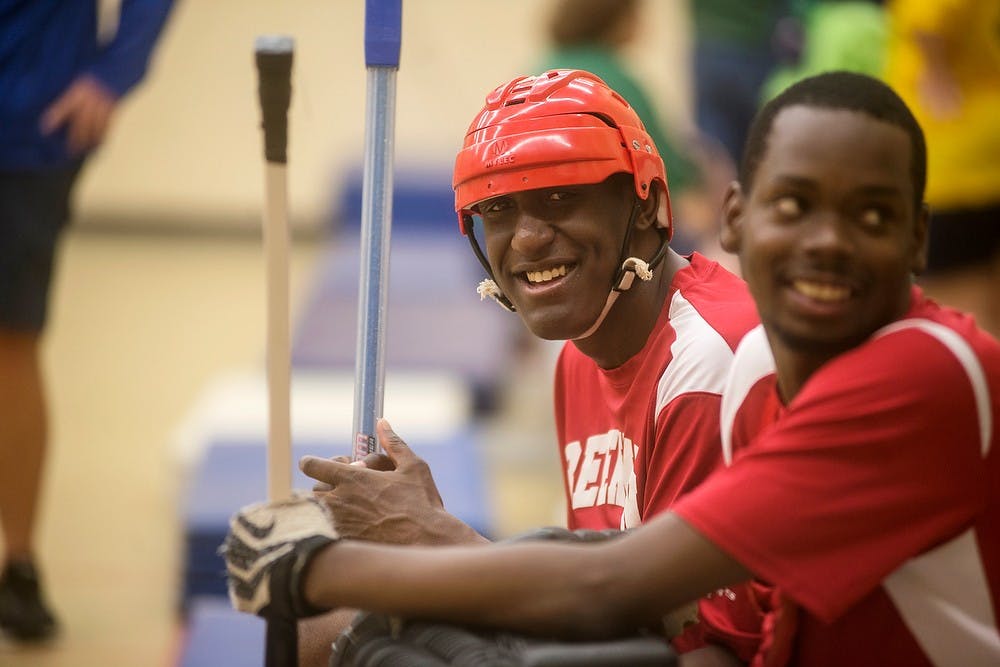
[673,327,988,622]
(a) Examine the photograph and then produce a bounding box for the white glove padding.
[221,493,339,620]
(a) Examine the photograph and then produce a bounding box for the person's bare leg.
[0,328,47,560]
[0,327,58,641]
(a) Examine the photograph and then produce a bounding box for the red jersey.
[676,289,1000,666]
[554,253,758,531]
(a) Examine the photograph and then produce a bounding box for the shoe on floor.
[0,559,59,641]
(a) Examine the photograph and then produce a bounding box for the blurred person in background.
[687,0,797,168]
[760,0,887,102]
[538,0,729,259]
[883,0,1000,338]
[685,0,803,268]
[0,0,173,642]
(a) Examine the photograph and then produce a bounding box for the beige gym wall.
[78,0,693,233]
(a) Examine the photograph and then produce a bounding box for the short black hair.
[739,71,926,208]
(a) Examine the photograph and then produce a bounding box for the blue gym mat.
[179,596,264,667]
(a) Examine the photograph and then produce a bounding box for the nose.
[801,212,853,260]
[510,213,555,257]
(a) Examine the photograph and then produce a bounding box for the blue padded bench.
[332,165,455,236]
[180,428,493,609]
[179,596,264,667]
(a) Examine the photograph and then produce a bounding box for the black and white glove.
[221,493,338,621]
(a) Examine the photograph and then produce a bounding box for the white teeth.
[793,280,850,302]
[526,265,567,284]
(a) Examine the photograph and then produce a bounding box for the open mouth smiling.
[792,279,851,303]
[524,264,570,284]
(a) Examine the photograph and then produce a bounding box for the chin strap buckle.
[476,279,516,312]
[574,256,657,342]
[613,256,653,292]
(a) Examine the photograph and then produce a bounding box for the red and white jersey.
[676,288,1000,666]
[554,253,758,531]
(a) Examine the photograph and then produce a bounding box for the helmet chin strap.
[463,212,517,312]
[571,223,668,341]
[571,255,652,340]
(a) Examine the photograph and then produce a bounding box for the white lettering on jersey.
[563,429,640,528]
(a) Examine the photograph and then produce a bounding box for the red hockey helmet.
[453,69,671,235]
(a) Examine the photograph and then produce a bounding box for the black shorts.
[924,203,1000,275]
[0,164,83,331]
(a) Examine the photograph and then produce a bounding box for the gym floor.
[0,229,565,666]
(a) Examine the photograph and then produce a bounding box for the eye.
[859,207,886,229]
[479,196,512,217]
[775,196,803,219]
[546,189,576,203]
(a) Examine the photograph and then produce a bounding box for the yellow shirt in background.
[884,0,1000,208]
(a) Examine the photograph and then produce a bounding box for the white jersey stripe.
[719,325,775,465]
[656,291,737,423]
[876,319,993,456]
[874,319,998,664]
[884,529,1000,666]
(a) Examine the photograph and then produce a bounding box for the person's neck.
[770,290,915,403]
[575,249,688,370]
[772,350,828,404]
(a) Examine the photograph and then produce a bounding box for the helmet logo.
[485,139,515,168]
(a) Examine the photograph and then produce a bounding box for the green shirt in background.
[690,0,790,48]
[538,46,699,195]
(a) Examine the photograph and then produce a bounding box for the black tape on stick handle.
[255,35,294,164]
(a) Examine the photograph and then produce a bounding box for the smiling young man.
[314,70,756,534]
[296,70,759,663]
[452,71,758,534]
[677,71,1000,664]
[226,71,1000,665]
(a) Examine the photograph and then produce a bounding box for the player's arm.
[228,420,750,638]
[40,0,174,154]
[305,505,747,638]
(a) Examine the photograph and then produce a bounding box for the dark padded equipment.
[330,613,677,667]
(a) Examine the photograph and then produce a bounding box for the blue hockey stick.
[352,0,402,461]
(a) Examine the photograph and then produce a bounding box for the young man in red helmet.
[228,71,1000,667]
[300,70,761,663]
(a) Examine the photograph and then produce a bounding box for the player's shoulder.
[673,255,759,348]
[677,253,751,302]
[816,313,995,433]
[852,314,993,384]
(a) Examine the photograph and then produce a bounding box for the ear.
[719,180,745,254]
[634,184,661,231]
[634,182,673,242]
[910,203,930,276]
